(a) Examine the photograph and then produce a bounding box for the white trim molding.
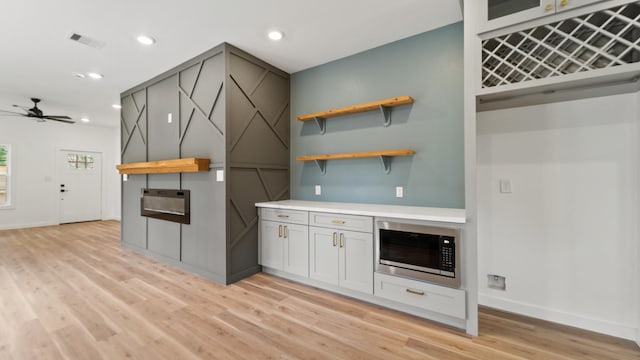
[480,293,638,341]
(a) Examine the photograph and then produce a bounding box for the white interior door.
[58,150,102,224]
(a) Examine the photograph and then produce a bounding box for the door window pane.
[0,145,10,206]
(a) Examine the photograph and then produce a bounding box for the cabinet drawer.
[374,273,466,320]
[260,208,308,225]
[309,212,373,233]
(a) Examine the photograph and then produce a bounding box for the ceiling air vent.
[68,33,106,49]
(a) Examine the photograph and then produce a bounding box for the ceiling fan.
[0,98,75,124]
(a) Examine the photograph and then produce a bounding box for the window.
[0,144,10,206]
[67,153,95,170]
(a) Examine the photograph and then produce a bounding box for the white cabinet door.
[479,0,604,33]
[309,226,339,286]
[556,0,604,13]
[260,220,283,270]
[283,223,309,277]
[338,230,373,294]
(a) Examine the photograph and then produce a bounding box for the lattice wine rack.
[482,2,640,88]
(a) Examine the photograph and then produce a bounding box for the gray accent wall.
[291,22,464,208]
[120,43,290,284]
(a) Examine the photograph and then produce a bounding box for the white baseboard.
[103,216,121,221]
[479,293,637,341]
[0,221,58,231]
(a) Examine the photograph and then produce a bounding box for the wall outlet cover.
[216,170,224,182]
[488,274,506,290]
[395,186,404,198]
[123,174,128,182]
[167,113,173,123]
[315,185,321,195]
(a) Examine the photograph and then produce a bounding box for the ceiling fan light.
[81,117,90,123]
[136,35,156,46]
[268,30,284,41]
[87,72,103,80]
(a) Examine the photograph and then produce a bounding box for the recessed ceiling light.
[112,104,122,109]
[87,72,103,79]
[81,117,90,123]
[136,34,156,45]
[72,72,86,79]
[268,30,284,41]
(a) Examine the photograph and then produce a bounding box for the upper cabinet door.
[480,0,551,33]
[479,0,605,33]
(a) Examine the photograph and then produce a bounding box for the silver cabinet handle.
[332,232,337,247]
[278,225,282,237]
[283,226,288,239]
[277,214,290,218]
[331,220,346,225]
[339,233,344,248]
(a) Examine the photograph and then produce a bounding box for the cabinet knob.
[559,0,568,6]
[545,3,554,11]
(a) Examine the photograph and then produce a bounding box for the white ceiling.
[0,0,462,127]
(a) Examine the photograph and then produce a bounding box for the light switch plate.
[216,170,224,182]
[395,186,404,198]
[167,113,173,123]
[123,174,128,182]
[315,185,321,195]
[499,179,512,193]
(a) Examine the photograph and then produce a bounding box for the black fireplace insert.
[140,189,190,224]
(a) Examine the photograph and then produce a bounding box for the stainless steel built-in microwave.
[375,221,460,288]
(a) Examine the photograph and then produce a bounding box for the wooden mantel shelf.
[296,96,414,133]
[296,149,415,175]
[116,158,210,175]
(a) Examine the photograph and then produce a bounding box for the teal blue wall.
[290,22,464,208]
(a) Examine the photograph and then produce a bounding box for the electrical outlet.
[167,113,173,123]
[487,274,506,290]
[216,170,224,182]
[395,186,403,198]
[122,174,128,182]
[315,185,321,195]
[499,179,512,193]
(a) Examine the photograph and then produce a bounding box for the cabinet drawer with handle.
[309,212,373,233]
[260,208,308,225]
[374,273,466,319]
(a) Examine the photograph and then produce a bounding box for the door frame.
[56,147,104,224]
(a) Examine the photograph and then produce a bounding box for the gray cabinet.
[308,212,374,294]
[259,208,309,277]
[120,43,290,285]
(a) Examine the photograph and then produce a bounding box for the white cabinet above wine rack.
[478,1,640,111]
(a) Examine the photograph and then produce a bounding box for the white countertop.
[255,200,466,224]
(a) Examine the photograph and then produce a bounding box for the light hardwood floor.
[0,221,638,359]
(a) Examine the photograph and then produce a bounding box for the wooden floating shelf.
[296,96,414,133]
[116,158,210,175]
[296,149,415,175]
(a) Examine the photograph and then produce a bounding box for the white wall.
[477,93,639,340]
[637,91,640,347]
[0,117,120,229]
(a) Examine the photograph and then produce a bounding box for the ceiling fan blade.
[0,109,27,116]
[44,115,72,120]
[43,117,75,124]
